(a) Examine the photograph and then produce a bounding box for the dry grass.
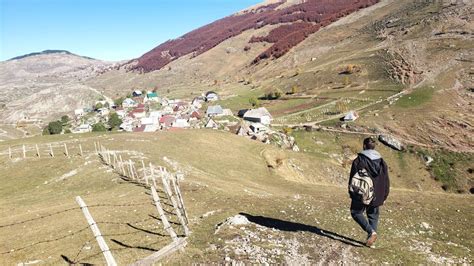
[0,130,472,264]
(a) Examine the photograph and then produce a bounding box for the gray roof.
[206,105,223,115]
[243,107,272,119]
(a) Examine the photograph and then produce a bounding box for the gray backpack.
[349,169,374,205]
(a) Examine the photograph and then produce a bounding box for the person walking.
[348,137,390,247]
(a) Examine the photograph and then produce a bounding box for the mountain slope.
[133,0,380,72]
[0,52,119,139]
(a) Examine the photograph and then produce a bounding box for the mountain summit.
[8,49,96,61]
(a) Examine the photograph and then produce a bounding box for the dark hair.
[363,137,376,150]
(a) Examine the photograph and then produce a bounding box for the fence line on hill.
[2,140,191,264]
[91,141,190,264]
[4,142,87,159]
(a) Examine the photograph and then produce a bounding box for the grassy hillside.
[0,130,472,264]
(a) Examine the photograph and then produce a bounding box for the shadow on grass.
[111,239,158,252]
[239,212,365,247]
[60,254,93,265]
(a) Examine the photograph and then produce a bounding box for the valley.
[0,0,472,264]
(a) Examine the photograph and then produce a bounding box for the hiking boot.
[366,232,377,247]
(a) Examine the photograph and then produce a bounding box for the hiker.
[348,137,390,247]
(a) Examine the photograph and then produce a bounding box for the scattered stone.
[423,155,434,166]
[378,135,404,151]
[421,222,431,229]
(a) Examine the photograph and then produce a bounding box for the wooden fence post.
[112,152,117,169]
[150,163,157,187]
[141,160,148,185]
[79,144,83,157]
[94,142,98,154]
[36,144,40,158]
[8,147,12,159]
[22,145,26,159]
[160,168,190,236]
[170,174,189,225]
[129,159,135,180]
[119,155,126,176]
[75,196,117,266]
[49,144,54,157]
[150,186,178,242]
[64,143,69,157]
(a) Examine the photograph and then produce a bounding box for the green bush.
[47,121,63,135]
[92,123,107,132]
[108,113,122,130]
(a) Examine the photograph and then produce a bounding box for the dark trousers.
[350,200,379,237]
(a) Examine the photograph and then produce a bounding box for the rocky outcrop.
[378,134,404,151]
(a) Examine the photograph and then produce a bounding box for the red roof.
[131,108,146,114]
[159,115,176,126]
[191,111,201,119]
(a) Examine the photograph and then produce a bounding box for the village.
[65,90,303,151]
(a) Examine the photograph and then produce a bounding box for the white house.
[98,108,110,117]
[343,111,359,121]
[73,124,92,134]
[243,107,273,125]
[173,119,190,128]
[149,111,163,119]
[119,122,133,132]
[250,123,268,134]
[74,108,85,117]
[122,98,137,108]
[205,91,218,102]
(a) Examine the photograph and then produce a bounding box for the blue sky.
[0,0,261,61]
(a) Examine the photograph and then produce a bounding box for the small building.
[73,124,92,133]
[205,119,218,129]
[342,111,359,121]
[205,91,219,102]
[190,110,201,120]
[145,92,160,102]
[122,98,137,108]
[132,90,143,97]
[149,111,163,119]
[140,117,157,126]
[173,119,190,128]
[119,122,133,132]
[192,96,205,108]
[206,105,223,117]
[160,115,176,128]
[237,123,251,136]
[97,108,110,117]
[130,108,146,118]
[74,108,85,117]
[243,107,273,125]
[250,123,268,134]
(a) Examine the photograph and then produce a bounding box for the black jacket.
[349,151,390,207]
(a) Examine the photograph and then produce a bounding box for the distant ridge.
[8,50,96,61]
